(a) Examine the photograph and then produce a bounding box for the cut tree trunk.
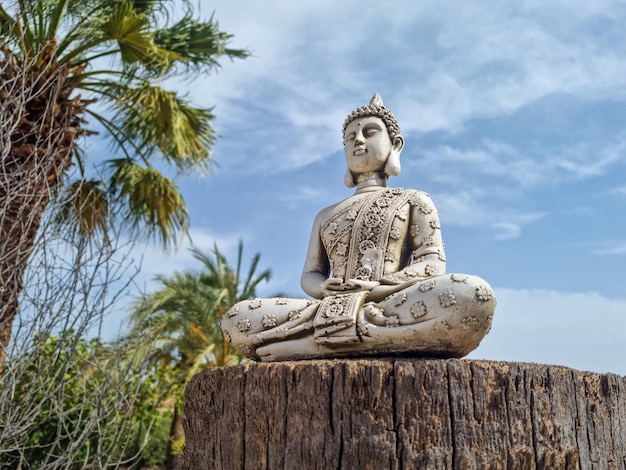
[183,358,626,469]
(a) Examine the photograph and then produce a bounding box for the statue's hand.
[322,278,354,296]
[367,277,423,303]
[321,278,380,297]
[345,279,380,292]
[367,284,403,303]
[322,277,349,290]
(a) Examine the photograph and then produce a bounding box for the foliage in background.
[2,334,133,468]
[0,210,151,469]
[124,241,271,468]
[129,242,271,371]
[0,0,249,361]
[1,332,182,469]
[0,2,254,467]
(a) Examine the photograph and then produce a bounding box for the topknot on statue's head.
[343,93,402,142]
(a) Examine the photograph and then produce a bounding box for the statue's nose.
[354,133,364,144]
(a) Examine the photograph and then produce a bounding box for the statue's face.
[343,116,392,175]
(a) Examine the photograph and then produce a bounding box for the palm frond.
[100,0,166,68]
[84,108,148,163]
[153,12,249,77]
[186,343,215,382]
[55,179,110,240]
[112,82,216,174]
[0,5,17,38]
[108,159,189,248]
[1,0,248,259]
[45,0,70,43]
[130,0,167,15]
[240,252,271,301]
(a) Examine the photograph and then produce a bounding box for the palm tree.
[125,241,271,469]
[0,0,248,361]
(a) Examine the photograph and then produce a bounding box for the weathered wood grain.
[183,359,626,469]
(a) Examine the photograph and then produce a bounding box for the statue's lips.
[354,148,366,156]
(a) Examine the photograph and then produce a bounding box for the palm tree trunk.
[165,404,185,470]
[0,45,85,365]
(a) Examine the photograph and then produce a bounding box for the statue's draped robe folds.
[221,188,495,361]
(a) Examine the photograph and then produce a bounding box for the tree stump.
[182,359,626,469]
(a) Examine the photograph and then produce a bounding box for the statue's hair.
[343,93,402,141]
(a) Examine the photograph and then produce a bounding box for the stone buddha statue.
[221,94,495,361]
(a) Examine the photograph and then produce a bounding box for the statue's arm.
[397,192,446,278]
[301,212,331,299]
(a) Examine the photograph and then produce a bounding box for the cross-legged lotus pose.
[221,94,495,362]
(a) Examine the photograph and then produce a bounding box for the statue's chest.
[320,189,413,280]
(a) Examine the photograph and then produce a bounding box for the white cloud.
[402,125,626,239]
[174,0,626,178]
[610,186,626,196]
[432,189,544,239]
[272,185,331,210]
[418,133,626,192]
[469,287,626,375]
[593,242,626,256]
[553,134,626,178]
[416,141,543,189]
[389,1,626,133]
[491,222,524,241]
[121,227,250,296]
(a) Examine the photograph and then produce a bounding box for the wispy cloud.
[608,185,626,196]
[553,134,626,178]
[592,242,626,256]
[415,141,543,189]
[433,189,545,239]
[470,287,626,375]
[271,185,331,210]
[184,0,626,175]
[416,132,626,191]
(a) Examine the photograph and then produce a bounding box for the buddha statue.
[221,94,495,361]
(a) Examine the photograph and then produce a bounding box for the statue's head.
[342,94,404,187]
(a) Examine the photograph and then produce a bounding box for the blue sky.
[104,0,626,374]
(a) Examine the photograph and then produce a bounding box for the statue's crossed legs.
[221,274,495,362]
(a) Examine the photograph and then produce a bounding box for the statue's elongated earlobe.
[344,168,356,187]
[384,135,404,178]
[384,152,401,177]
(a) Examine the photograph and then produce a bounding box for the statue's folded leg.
[359,273,495,357]
[221,298,316,360]
[255,336,323,361]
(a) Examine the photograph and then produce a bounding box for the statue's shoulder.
[312,191,370,229]
[388,187,430,200]
[389,188,437,214]
[314,192,365,219]
[312,200,342,228]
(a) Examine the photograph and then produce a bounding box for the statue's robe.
[221,188,495,361]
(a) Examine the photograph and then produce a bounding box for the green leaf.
[100,0,166,67]
[54,179,110,240]
[114,82,216,173]
[153,12,250,76]
[0,0,248,256]
[108,159,189,248]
